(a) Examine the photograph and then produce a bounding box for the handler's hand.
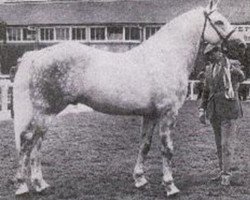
[199,108,206,125]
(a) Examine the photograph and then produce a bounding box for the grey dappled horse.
[13,0,245,196]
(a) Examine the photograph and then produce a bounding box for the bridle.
[199,10,238,99]
[201,10,236,53]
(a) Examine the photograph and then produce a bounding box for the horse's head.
[201,0,246,58]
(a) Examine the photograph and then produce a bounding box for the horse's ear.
[205,0,218,12]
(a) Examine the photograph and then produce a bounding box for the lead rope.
[223,58,235,99]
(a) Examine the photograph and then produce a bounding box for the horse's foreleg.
[159,113,180,196]
[15,153,29,195]
[30,136,50,192]
[133,115,157,188]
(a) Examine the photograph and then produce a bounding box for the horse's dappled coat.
[16,8,204,117]
[13,1,244,196]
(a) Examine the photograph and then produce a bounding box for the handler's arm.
[231,66,246,83]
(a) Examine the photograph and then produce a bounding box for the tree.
[0,21,6,42]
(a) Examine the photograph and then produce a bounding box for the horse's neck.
[134,7,205,75]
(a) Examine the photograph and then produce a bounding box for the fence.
[188,79,250,100]
[187,80,200,100]
[0,76,13,120]
[0,77,249,121]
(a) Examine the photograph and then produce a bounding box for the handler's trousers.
[210,117,238,174]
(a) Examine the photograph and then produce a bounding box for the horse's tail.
[13,51,35,152]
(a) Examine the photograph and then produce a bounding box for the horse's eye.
[214,20,224,26]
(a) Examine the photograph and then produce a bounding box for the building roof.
[0,0,249,26]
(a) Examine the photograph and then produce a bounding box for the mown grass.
[0,101,249,200]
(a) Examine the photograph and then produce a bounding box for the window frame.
[39,27,55,42]
[107,26,123,41]
[90,26,106,41]
[124,26,141,42]
[4,25,164,44]
[6,27,22,42]
[55,27,70,41]
[71,26,87,41]
[144,25,161,40]
[22,27,37,41]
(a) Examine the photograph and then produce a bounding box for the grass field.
[0,101,249,200]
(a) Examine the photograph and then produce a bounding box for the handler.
[198,44,245,186]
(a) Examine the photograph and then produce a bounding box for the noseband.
[201,10,236,52]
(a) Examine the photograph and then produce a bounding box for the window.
[40,28,54,41]
[145,26,160,39]
[125,27,140,40]
[107,27,123,40]
[7,27,21,41]
[91,27,105,40]
[23,28,36,41]
[55,28,69,40]
[72,28,86,40]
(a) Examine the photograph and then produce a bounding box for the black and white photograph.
[0,0,249,199]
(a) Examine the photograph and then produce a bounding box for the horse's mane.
[139,6,204,49]
[128,6,205,75]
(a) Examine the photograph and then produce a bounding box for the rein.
[201,11,236,100]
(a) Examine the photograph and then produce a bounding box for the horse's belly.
[77,66,153,115]
[79,87,154,115]
[88,102,153,115]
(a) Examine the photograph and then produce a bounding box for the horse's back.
[15,40,188,116]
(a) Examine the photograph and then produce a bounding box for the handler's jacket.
[200,58,245,120]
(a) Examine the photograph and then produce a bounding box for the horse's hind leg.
[15,114,49,195]
[133,115,157,188]
[15,136,30,195]
[15,122,35,195]
[30,125,50,192]
[159,112,180,196]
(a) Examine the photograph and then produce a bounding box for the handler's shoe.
[221,174,231,186]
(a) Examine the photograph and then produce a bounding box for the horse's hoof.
[15,183,29,196]
[135,176,148,188]
[33,179,50,193]
[165,182,180,196]
[221,174,231,186]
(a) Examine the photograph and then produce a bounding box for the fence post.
[0,79,11,120]
[1,82,8,112]
[190,81,195,100]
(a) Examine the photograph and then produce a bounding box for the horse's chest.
[152,77,188,112]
